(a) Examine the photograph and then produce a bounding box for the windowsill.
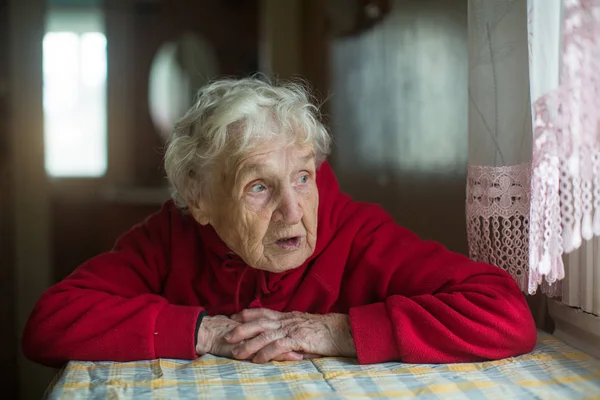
[548,300,600,359]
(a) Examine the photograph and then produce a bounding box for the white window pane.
[43,33,79,114]
[43,10,107,178]
[80,33,107,87]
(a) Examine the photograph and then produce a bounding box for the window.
[43,8,107,178]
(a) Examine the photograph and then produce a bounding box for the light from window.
[43,10,107,178]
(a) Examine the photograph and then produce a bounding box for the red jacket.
[22,162,537,367]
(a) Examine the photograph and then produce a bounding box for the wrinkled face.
[193,140,319,273]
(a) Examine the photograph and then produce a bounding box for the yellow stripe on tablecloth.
[56,373,325,390]
[51,372,600,400]
[515,371,600,387]
[316,353,593,379]
[444,352,591,372]
[536,336,560,343]
[55,370,600,392]
[59,381,496,398]
[50,382,496,400]
[63,351,594,382]
[288,373,600,399]
[66,357,250,371]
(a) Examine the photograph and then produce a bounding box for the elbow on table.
[515,311,537,355]
[484,271,538,358]
[22,325,48,367]
[498,299,538,358]
[21,308,67,368]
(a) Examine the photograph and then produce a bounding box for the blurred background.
[0,0,470,398]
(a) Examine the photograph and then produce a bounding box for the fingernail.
[224,333,232,340]
[231,314,238,319]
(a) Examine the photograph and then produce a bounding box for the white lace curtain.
[467,0,600,296]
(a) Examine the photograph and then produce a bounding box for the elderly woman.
[22,77,536,367]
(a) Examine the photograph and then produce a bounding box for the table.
[44,331,600,399]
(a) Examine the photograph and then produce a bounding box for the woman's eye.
[298,175,309,184]
[249,183,267,193]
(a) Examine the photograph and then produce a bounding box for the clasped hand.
[196,308,356,364]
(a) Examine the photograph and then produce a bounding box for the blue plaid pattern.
[45,331,600,399]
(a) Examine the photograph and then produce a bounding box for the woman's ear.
[190,204,211,225]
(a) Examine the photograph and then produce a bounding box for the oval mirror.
[149,32,219,139]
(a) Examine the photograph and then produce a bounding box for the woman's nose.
[274,190,303,225]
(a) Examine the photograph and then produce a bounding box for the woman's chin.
[256,247,314,273]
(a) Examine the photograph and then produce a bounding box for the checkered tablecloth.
[44,331,600,399]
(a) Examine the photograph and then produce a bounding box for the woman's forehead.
[241,145,314,170]
[227,143,315,182]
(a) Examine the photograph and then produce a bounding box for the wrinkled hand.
[226,309,357,363]
[196,315,303,362]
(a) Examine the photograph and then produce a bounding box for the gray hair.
[164,76,331,210]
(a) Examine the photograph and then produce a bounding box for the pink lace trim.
[529,0,600,294]
[467,164,560,296]
[466,164,531,292]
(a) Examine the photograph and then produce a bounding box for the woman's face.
[193,140,319,273]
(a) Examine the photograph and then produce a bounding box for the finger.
[231,308,282,322]
[272,351,304,362]
[252,338,297,364]
[224,319,281,343]
[232,329,286,360]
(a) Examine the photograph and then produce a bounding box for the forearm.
[194,311,212,354]
[322,313,357,358]
[349,274,537,364]
[22,287,202,367]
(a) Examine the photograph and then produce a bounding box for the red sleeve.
[21,202,203,368]
[346,205,537,364]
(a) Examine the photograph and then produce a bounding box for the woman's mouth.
[275,236,302,250]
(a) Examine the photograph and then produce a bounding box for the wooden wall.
[52,201,161,281]
[0,1,19,396]
[261,0,471,254]
[8,0,56,398]
[329,0,469,254]
[52,0,260,282]
[127,0,259,186]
